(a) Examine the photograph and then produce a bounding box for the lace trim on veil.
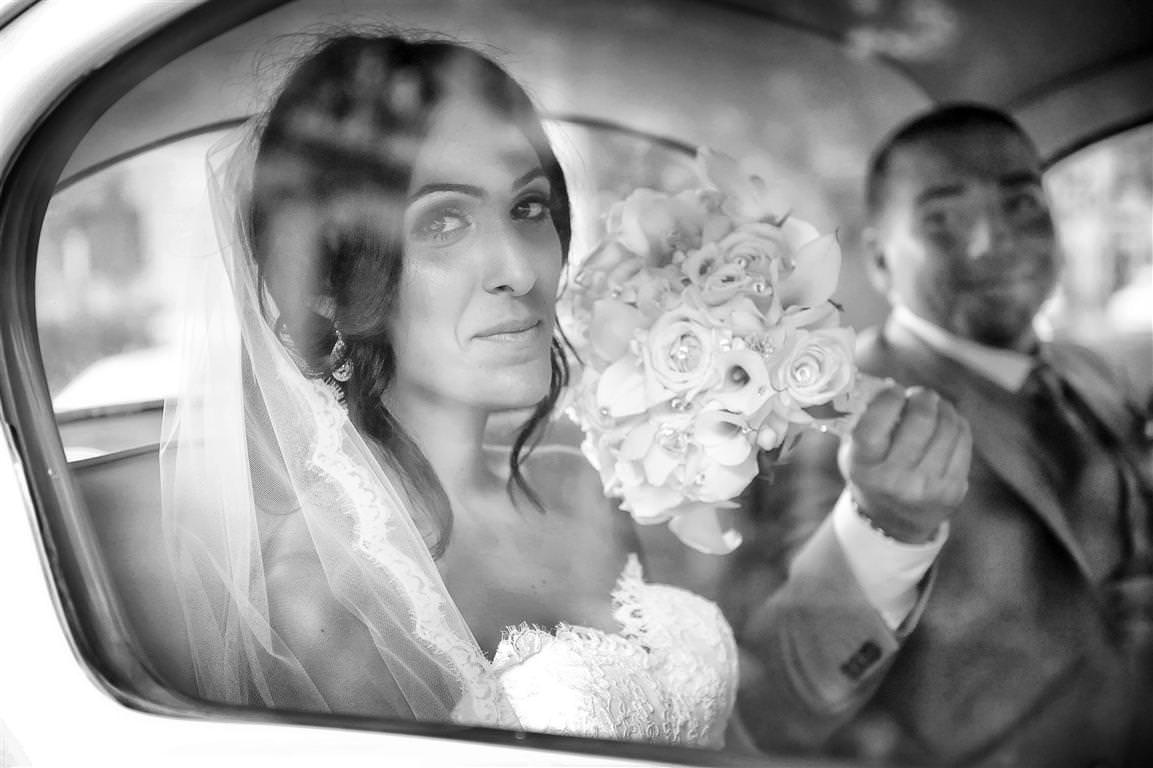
[299,375,512,725]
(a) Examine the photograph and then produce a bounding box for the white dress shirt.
[890,304,1035,392]
[833,488,946,630]
[829,302,1037,630]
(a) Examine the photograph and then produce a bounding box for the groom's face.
[870,124,1059,351]
[388,91,563,412]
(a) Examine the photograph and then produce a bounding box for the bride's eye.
[511,194,552,223]
[411,207,472,243]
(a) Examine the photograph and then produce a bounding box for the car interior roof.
[58,0,1153,185]
[58,0,915,183]
[722,0,1153,160]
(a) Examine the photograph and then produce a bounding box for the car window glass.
[38,132,227,459]
[32,0,926,760]
[1044,124,1153,396]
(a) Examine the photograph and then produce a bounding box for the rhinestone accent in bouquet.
[560,149,872,555]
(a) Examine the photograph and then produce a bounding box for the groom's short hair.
[865,103,1037,219]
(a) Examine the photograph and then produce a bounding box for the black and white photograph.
[1,1,1150,766]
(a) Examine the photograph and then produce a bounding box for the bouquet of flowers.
[560,149,863,554]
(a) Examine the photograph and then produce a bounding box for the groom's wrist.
[833,491,947,630]
[854,502,940,546]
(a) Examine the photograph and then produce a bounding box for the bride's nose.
[482,225,537,296]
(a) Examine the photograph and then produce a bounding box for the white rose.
[717,222,788,278]
[768,327,856,408]
[641,307,722,403]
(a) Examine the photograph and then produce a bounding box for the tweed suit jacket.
[749,315,1153,767]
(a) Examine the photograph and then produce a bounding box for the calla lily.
[697,148,782,223]
[708,348,772,413]
[644,449,681,487]
[681,243,723,284]
[701,211,734,244]
[778,232,841,308]
[632,267,678,319]
[620,482,684,523]
[622,426,668,487]
[597,357,649,418]
[688,450,759,503]
[580,238,636,276]
[781,301,839,331]
[619,421,657,461]
[755,416,788,452]
[589,299,648,362]
[780,215,821,251]
[621,414,695,487]
[693,408,755,466]
[667,502,744,555]
[605,260,645,299]
[615,188,705,264]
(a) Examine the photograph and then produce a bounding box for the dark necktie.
[1024,356,1153,687]
[1020,359,1093,496]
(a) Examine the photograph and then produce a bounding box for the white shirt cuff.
[831,489,948,630]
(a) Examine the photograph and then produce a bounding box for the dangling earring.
[331,329,353,383]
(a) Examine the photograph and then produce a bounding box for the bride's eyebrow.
[407,182,483,202]
[511,167,546,191]
[407,168,547,203]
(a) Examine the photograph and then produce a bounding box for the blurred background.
[38,0,1151,417]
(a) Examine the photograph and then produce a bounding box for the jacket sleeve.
[737,514,934,750]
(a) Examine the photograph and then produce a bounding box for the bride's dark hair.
[245,33,572,558]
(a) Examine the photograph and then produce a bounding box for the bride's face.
[389,91,563,412]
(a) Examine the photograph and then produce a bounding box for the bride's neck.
[383,387,497,497]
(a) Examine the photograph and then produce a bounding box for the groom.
[743,104,1152,766]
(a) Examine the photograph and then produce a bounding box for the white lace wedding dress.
[490,554,739,749]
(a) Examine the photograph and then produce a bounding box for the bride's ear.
[862,226,891,296]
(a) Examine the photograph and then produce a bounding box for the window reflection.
[38,134,223,415]
[31,0,954,761]
[1045,124,1153,402]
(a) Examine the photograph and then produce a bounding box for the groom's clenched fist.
[839,384,972,544]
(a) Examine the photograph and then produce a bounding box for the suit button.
[839,640,882,681]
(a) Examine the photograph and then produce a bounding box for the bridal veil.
[158,123,516,726]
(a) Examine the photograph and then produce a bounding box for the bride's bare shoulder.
[518,443,637,543]
[262,551,410,716]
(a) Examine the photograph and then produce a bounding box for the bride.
[161,31,970,751]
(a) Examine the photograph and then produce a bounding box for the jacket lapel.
[1048,345,1153,488]
[880,320,1096,583]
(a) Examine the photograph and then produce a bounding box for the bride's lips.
[474,318,543,341]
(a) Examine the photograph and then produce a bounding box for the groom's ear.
[862,226,891,296]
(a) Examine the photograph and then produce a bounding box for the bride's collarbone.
[437,486,630,651]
